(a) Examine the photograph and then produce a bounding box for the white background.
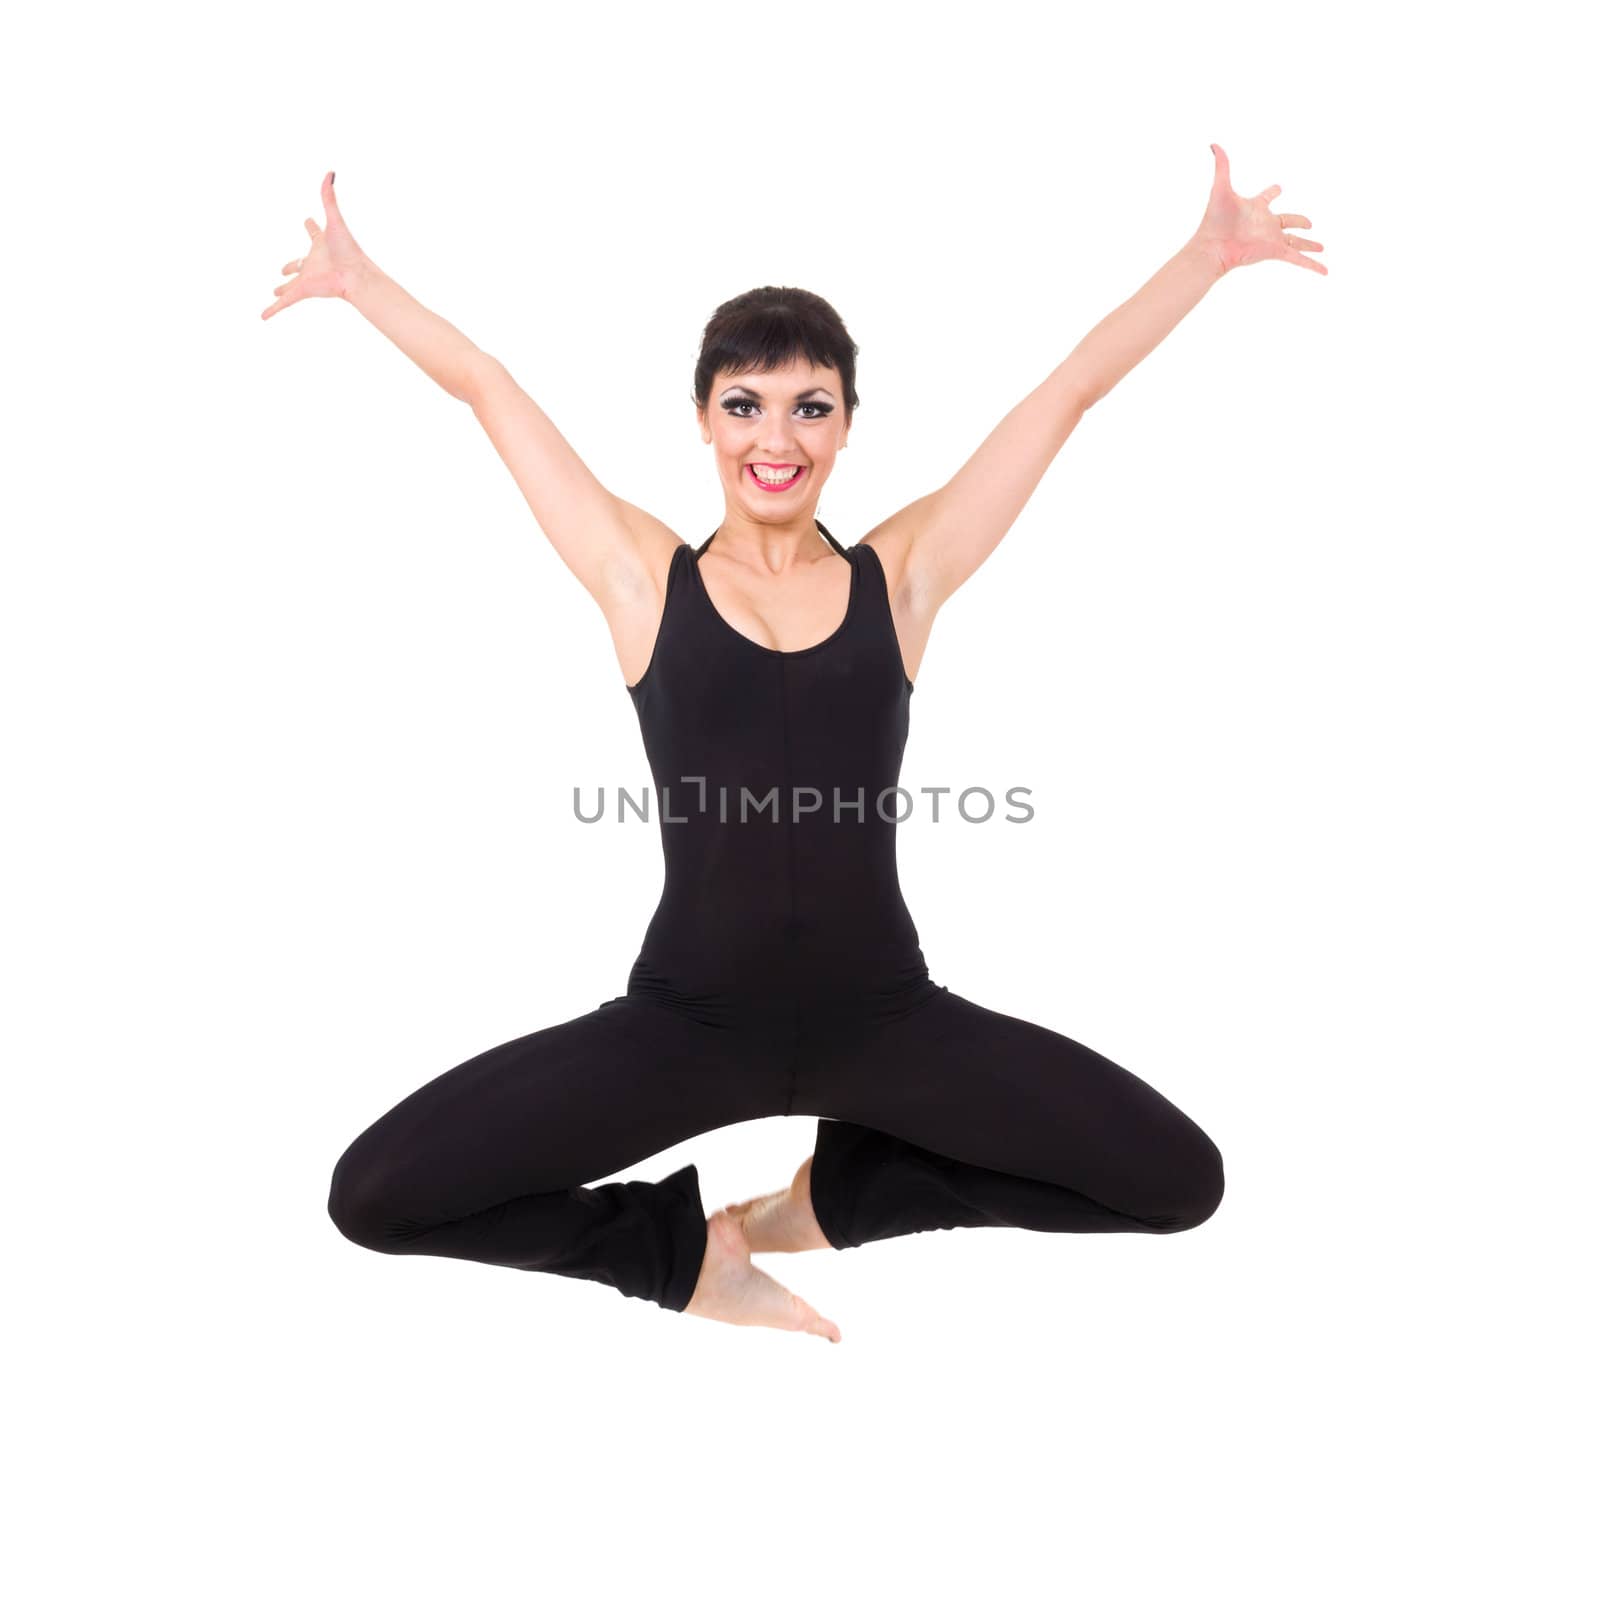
[5,1,1594,1595]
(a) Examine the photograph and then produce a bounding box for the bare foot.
[725,1155,833,1254]
[684,1206,841,1342]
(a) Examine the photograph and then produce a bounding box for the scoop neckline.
[692,524,858,661]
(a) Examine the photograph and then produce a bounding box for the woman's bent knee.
[326,1144,414,1253]
[1144,1131,1225,1233]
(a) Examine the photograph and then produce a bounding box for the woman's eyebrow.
[720,384,837,400]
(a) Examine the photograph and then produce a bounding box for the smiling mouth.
[748,463,805,489]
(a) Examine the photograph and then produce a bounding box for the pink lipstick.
[747,464,807,493]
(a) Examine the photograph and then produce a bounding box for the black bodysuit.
[328,522,1224,1311]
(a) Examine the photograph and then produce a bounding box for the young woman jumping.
[268,144,1326,1341]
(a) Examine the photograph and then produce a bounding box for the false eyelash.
[721,399,834,418]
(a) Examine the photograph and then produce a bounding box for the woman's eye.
[722,401,831,419]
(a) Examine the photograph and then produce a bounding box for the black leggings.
[327,984,1225,1312]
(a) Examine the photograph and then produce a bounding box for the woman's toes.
[799,1297,842,1343]
[761,1271,840,1342]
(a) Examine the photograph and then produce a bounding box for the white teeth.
[752,464,800,483]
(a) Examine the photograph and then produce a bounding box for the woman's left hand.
[1192,144,1328,276]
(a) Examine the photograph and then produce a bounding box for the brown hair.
[692,286,860,425]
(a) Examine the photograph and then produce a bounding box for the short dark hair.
[692,286,860,425]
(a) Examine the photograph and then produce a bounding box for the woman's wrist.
[1180,233,1229,284]
[338,256,385,306]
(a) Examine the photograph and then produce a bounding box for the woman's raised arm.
[262,173,672,676]
[865,144,1326,633]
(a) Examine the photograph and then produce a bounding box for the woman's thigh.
[804,986,1224,1229]
[329,996,782,1225]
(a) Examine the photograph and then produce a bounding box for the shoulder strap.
[648,541,690,630]
[852,537,891,598]
[851,540,914,692]
[816,520,849,558]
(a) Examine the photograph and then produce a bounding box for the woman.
[275,145,1326,1342]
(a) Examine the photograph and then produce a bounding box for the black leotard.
[328,522,1224,1313]
[625,521,934,1037]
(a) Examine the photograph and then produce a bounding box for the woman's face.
[699,358,849,520]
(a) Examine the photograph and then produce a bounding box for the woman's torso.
[623,522,933,1028]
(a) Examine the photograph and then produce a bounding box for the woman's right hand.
[260,171,373,320]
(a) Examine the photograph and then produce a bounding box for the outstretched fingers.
[321,170,346,229]
[1283,241,1330,275]
[262,175,348,320]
